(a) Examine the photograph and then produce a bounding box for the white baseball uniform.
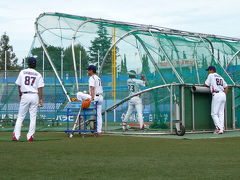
[89,74,103,133]
[123,78,146,129]
[205,73,227,132]
[14,68,44,140]
[77,92,91,101]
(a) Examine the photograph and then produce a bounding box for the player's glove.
[140,75,146,81]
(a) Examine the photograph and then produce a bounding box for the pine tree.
[89,24,112,74]
[120,54,127,74]
[63,45,89,77]
[0,32,19,70]
[142,54,151,74]
[31,44,89,77]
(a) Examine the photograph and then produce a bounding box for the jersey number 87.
[25,76,36,86]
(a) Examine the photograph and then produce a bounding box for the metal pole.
[226,49,240,69]
[61,50,64,79]
[98,50,100,73]
[148,30,184,84]
[198,35,235,86]
[232,87,236,129]
[99,29,149,76]
[4,51,7,80]
[105,111,108,132]
[192,91,195,131]
[181,85,185,126]
[71,38,79,91]
[79,50,82,79]
[35,23,71,102]
[170,84,173,133]
[42,50,45,79]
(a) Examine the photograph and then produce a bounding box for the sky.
[0,0,240,62]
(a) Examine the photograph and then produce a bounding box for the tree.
[141,54,151,75]
[0,32,19,70]
[89,24,112,74]
[63,44,89,77]
[31,44,89,77]
[31,46,62,71]
[120,54,127,74]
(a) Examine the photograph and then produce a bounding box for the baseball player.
[204,66,228,134]
[13,57,44,141]
[87,65,103,136]
[122,70,147,131]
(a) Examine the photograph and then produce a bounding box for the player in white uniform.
[87,65,103,136]
[204,66,228,134]
[13,57,44,141]
[122,70,147,131]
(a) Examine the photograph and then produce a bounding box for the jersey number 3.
[25,76,36,86]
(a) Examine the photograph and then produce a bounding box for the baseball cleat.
[12,136,18,141]
[96,133,103,137]
[28,136,34,141]
[140,124,145,130]
[122,122,128,131]
[213,129,219,134]
[218,130,224,134]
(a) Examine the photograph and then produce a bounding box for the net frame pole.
[193,43,200,84]
[99,29,148,75]
[71,20,98,91]
[226,49,240,69]
[232,87,236,129]
[35,22,71,102]
[98,28,169,87]
[79,50,82,79]
[71,37,79,91]
[198,35,235,86]
[170,84,173,133]
[148,30,184,84]
[133,34,170,90]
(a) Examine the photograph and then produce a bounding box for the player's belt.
[22,92,38,94]
[96,94,103,96]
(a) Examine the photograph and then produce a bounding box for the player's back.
[207,73,227,93]
[16,68,44,93]
[127,78,145,95]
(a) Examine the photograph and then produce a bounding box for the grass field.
[0,132,240,180]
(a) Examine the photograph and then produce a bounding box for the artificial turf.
[0,132,240,180]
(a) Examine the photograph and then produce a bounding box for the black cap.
[206,66,216,72]
[87,65,97,72]
[28,57,36,68]
[28,57,36,64]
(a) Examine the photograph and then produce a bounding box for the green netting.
[0,12,240,133]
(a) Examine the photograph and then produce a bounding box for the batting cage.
[0,12,240,135]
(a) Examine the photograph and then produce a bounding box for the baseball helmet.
[129,70,136,78]
[28,57,37,68]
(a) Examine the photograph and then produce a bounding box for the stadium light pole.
[79,50,81,79]
[61,50,64,79]
[42,50,45,79]
[4,50,7,80]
